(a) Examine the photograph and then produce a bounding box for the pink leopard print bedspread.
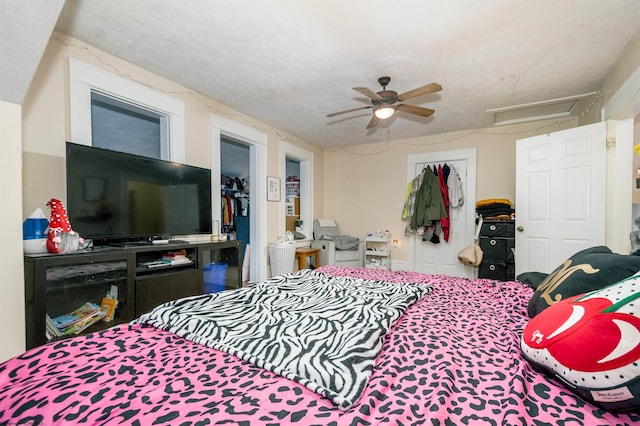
[0,266,637,425]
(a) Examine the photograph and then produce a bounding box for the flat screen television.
[66,142,212,245]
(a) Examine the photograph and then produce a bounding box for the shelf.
[364,262,388,270]
[24,240,244,349]
[366,236,388,243]
[365,233,390,271]
[135,261,194,275]
[46,275,127,294]
[45,261,128,282]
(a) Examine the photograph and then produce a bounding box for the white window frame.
[68,58,185,162]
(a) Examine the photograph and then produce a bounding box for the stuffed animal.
[46,198,83,254]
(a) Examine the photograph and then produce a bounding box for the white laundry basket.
[269,241,296,277]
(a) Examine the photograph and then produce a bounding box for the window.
[69,58,185,162]
[91,91,166,158]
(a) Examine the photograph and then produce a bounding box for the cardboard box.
[286,215,299,232]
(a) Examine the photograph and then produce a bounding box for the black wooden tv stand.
[24,240,242,349]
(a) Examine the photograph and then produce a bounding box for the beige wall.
[323,119,578,264]
[1,100,26,362]
[21,32,325,249]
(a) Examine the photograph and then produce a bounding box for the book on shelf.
[48,302,107,339]
[136,249,192,268]
[139,260,170,268]
[162,249,191,265]
[101,297,118,322]
[162,249,187,259]
[162,257,192,265]
[45,314,63,339]
[138,257,192,268]
[101,285,119,322]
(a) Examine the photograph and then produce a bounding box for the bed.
[1,265,638,425]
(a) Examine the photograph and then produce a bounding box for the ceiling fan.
[327,76,442,130]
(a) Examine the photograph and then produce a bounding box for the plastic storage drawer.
[480,221,515,237]
[479,237,509,259]
[479,260,508,281]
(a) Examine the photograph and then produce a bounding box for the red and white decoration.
[46,198,83,254]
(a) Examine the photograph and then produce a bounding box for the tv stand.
[24,240,242,349]
[108,239,185,248]
[108,241,149,248]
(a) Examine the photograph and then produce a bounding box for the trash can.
[204,262,228,293]
[269,241,296,277]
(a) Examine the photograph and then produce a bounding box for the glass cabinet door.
[200,241,242,292]
[45,260,128,319]
[42,258,129,342]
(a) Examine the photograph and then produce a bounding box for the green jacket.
[410,169,447,229]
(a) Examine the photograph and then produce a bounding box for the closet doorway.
[221,137,251,260]
[280,141,313,241]
[211,114,267,282]
[407,148,477,278]
[285,157,302,236]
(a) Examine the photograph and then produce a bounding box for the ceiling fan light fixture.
[374,105,396,119]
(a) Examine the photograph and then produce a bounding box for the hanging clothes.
[447,164,465,208]
[402,181,413,220]
[403,169,427,235]
[222,196,230,226]
[442,163,450,181]
[437,163,451,242]
[410,167,447,232]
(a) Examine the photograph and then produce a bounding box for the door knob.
[517,226,524,232]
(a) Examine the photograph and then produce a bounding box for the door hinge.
[606,137,616,148]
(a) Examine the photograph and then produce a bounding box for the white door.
[408,148,477,278]
[515,122,606,275]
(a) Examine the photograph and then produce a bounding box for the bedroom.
[2,1,640,423]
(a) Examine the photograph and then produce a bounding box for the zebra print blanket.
[133,269,431,409]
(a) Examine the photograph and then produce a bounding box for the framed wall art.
[267,176,281,202]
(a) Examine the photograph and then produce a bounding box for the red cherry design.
[524,296,640,372]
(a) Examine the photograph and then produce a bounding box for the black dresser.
[478,220,515,281]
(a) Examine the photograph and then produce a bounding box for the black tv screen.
[66,142,212,244]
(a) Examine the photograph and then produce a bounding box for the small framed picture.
[267,176,281,202]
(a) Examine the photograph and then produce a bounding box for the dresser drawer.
[479,260,508,281]
[479,236,510,260]
[480,221,515,237]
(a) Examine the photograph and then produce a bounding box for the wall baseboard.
[390,260,408,271]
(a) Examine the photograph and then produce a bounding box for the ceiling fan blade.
[397,104,435,117]
[396,82,442,101]
[366,114,380,129]
[353,86,383,101]
[326,105,372,118]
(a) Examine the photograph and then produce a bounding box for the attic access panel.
[486,92,598,127]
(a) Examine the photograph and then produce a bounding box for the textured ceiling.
[0,0,64,104]
[4,1,640,148]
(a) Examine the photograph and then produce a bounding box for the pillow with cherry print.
[521,272,640,413]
